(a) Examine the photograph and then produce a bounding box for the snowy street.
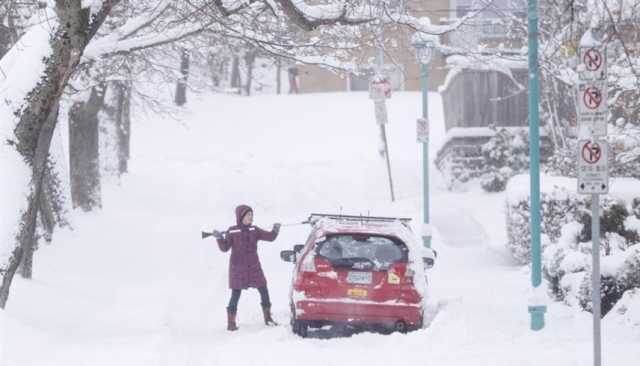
[3,92,639,366]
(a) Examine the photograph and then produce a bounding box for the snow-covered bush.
[480,167,511,192]
[544,140,578,178]
[577,201,640,255]
[575,245,640,316]
[479,128,529,192]
[506,175,640,317]
[633,198,640,219]
[506,177,582,264]
[607,288,640,329]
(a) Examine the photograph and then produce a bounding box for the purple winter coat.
[217,205,279,289]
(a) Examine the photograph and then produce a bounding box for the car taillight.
[301,253,316,272]
[405,267,415,284]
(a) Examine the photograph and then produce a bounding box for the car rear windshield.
[316,234,407,270]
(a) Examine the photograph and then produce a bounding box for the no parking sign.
[577,139,609,194]
[577,82,608,136]
[579,46,607,81]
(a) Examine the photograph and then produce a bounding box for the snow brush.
[201,231,216,239]
[281,221,309,227]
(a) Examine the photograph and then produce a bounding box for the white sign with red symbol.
[579,46,607,81]
[416,118,429,142]
[577,81,608,137]
[578,139,609,194]
[369,77,392,100]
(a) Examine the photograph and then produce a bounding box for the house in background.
[296,0,525,94]
[296,0,451,93]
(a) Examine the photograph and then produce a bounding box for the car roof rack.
[308,213,412,225]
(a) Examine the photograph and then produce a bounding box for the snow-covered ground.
[2,92,639,366]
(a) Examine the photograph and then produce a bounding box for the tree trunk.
[175,48,189,106]
[0,0,120,309]
[19,104,60,279]
[244,51,256,96]
[230,55,241,91]
[115,81,132,175]
[0,1,19,58]
[69,85,106,211]
[276,59,281,94]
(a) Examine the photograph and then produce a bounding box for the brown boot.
[262,305,278,326]
[227,310,239,331]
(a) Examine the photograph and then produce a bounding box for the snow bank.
[0,21,56,266]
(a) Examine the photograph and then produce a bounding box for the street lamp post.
[412,36,435,249]
[527,0,547,331]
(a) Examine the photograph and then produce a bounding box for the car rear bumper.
[294,298,423,327]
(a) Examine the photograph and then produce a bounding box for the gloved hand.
[272,223,281,233]
[212,230,224,240]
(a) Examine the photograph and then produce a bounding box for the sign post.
[577,30,607,366]
[369,74,395,202]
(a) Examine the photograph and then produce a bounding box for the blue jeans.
[227,286,271,313]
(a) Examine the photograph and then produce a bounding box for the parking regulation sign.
[577,82,608,136]
[577,139,609,194]
[579,46,607,81]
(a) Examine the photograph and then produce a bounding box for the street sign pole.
[369,26,396,202]
[577,29,606,366]
[592,193,602,366]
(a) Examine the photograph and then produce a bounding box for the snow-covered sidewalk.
[2,92,639,366]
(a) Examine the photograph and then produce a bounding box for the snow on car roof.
[311,216,414,242]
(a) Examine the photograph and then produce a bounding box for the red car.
[280,214,436,337]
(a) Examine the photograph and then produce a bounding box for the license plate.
[347,271,372,284]
[347,288,368,298]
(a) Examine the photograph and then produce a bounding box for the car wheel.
[394,320,408,334]
[293,319,308,338]
[290,305,308,338]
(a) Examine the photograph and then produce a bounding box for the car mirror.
[423,257,435,269]
[280,250,296,263]
[293,244,305,253]
[422,247,436,269]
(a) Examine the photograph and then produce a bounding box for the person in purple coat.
[212,204,280,331]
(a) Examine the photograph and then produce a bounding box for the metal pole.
[382,127,395,202]
[592,194,602,366]
[421,63,431,248]
[376,20,395,202]
[527,0,546,330]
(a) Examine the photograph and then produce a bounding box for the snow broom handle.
[201,221,308,239]
[280,221,309,227]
